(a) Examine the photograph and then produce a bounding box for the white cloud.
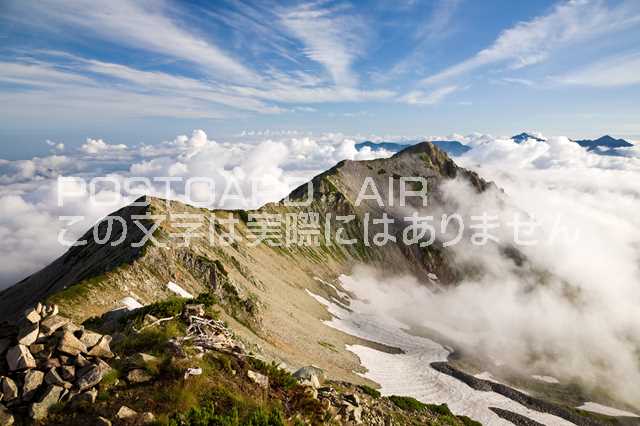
[17,0,259,83]
[401,85,458,105]
[555,51,640,87]
[281,3,365,87]
[80,138,128,155]
[421,0,640,85]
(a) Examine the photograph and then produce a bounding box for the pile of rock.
[0,303,114,423]
[182,305,246,355]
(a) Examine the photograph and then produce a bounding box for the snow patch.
[303,275,576,426]
[578,402,639,418]
[167,281,194,298]
[531,375,560,384]
[121,296,143,311]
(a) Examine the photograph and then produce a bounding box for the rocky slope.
[0,143,493,385]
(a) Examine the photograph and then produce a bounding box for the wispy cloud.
[7,0,260,83]
[280,3,365,87]
[415,0,462,42]
[400,85,459,105]
[421,0,640,85]
[555,52,640,87]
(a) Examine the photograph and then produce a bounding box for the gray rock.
[126,353,158,369]
[76,365,103,391]
[6,345,36,370]
[87,335,114,358]
[24,308,41,324]
[1,377,18,401]
[60,365,76,381]
[127,369,152,383]
[45,368,71,388]
[58,331,87,356]
[39,315,69,336]
[247,370,269,388]
[29,384,64,420]
[21,370,44,401]
[293,365,326,384]
[75,353,91,368]
[29,343,45,354]
[0,403,14,425]
[140,412,156,423]
[96,416,112,426]
[70,388,97,406]
[94,358,113,375]
[62,322,83,334]
[117,405,138,419]
[79,330,103,348]
[42,357,61,370]
[17,321,39,346]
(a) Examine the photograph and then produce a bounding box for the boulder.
[94,358,113,375]
[126,353,158,369]
[6,345,36,370]
[29,384,64,420]
[60,365,76,381]
[17,321,39,346]
[117,405,138,420]
[96,416,112,426]
[62,322,83,334]
[58,331,87,356]
[21,370,44,401]
[74,354,91,368]
[247,370,269,388]
[87,335,114,358]
[79,330,103,348]
[24,308,41,324]
[1,377,18,400]
[59,355,72,365]
[39,315,69,336]
[76,365,103,391]
[0,404,14,425]
[70,388,97,406]
[140,412,156,423]
[45,368,71,388]
[29,343,45,354]
[41,357,61,370]
[293,365,326,385]
[127,369,152,383]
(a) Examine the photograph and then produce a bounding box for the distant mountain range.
[357,133,635,158]
[572,135,634,156]
[511,132,547,143]
[356,140,471,156]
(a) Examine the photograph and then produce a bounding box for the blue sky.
[1,0,640,159]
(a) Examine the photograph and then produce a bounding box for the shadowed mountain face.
[574,135,633,150]
[511,132,547,143]
[0,142,492,324]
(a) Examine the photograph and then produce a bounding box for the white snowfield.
[305,276,576,426]
[531,375,560,384]
[167,281,194,299]
[121,296,143,310]
[578,402,639,418]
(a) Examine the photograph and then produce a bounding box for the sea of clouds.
[0,130,392,287]
[1,130,639,405]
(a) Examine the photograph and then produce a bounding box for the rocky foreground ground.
[1,296,481,425]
